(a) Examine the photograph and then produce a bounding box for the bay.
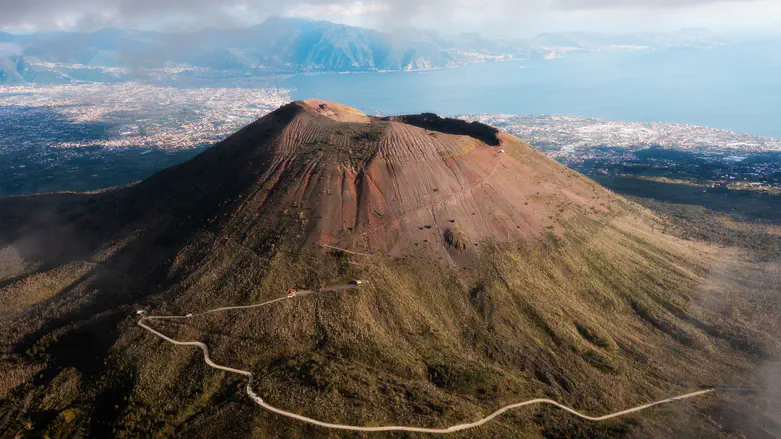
[285,40,781,138]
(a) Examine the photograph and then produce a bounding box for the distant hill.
[0,19,731,84]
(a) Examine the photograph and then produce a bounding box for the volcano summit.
[157,98,614,255]
[0,101,778,438]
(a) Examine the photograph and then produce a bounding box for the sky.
[1,0,779,38]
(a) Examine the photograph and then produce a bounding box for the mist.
[2,0,780,38]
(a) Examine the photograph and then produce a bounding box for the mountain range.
[0,19,730,84]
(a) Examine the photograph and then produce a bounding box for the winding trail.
[138,285,717,434]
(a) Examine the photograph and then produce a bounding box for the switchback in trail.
[136,246,719,434]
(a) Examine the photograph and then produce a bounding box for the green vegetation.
[1,104,779,438]
[595,176,781,259]
[8,206,769,438]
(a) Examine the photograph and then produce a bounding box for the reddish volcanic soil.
[0,99,619,274]
[198,100,615,258]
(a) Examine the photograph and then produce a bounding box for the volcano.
[1,101,778,438]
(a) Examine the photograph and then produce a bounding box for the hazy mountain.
[0,101,777,437]
[0,55,24,84]
[0,54,73,84]
[1,18,464,74]
[0,19,732,84]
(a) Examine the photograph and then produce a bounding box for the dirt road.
[138,287,716,434]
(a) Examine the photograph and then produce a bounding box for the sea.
[284,40,781,139]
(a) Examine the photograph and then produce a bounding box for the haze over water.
[286,41,781,138]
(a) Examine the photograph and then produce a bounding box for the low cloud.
[1,0,260,32]
[0,0,429,32]
[551,0,761,9]
[0,0,775,37]
[0,1,375,37]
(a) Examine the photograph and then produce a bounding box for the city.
[0,83,290,152]
[463,114,781,153]
[0,83,289,196]
[464,113,781,191]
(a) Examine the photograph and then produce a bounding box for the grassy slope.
[1,105,780,438]
[2,205,777,438]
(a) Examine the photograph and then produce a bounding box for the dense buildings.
[0,83,289,152]
[463,114,781,190]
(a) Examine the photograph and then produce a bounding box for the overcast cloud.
[0,0,778,37]
[551,0,761,8]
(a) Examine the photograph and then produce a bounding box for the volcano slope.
[1,100,779,439]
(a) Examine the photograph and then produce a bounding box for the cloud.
[1,0,268,32]
[0,0,423,33]
[0,0,424,32]
[551,0,761,9]
[285,1,392,19]
[0,0,776,37]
